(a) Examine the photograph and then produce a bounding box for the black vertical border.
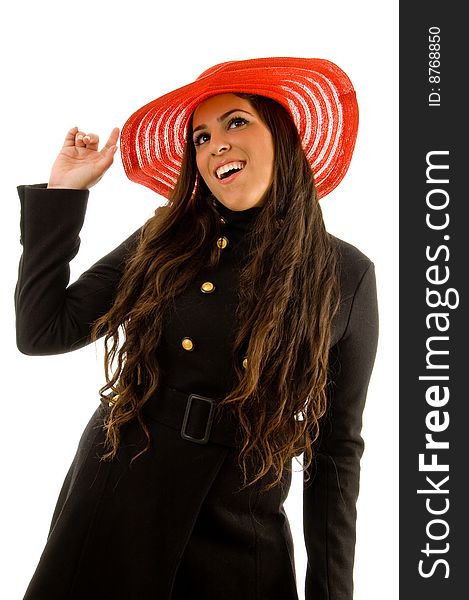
[400,2,468,597]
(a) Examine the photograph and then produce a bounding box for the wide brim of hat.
[120,57,359,199]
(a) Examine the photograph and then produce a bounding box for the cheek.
[195,153,215,191]
[195,153,204,175]
[258,130,274,164]
[195,155,209,185]
[261,139,275,179]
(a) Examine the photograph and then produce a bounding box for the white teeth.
[216,162,245,179]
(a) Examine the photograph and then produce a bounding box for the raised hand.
[47,126,120,190]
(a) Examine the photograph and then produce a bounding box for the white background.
[1,1,398,598]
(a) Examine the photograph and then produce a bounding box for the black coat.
[15,184,379,600]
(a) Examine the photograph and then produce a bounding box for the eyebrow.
[192,108,255,134]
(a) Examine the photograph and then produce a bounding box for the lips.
[214,161,246,180]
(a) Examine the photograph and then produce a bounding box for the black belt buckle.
[181,393,216,444]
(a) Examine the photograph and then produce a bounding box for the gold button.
[242,357,248,369]
[108,394,119,407]
[220,217,226,225]
[181,337,194,351]
[201,281,216,294]
[217,236,229,249]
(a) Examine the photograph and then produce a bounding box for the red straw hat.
[120,57,359,199]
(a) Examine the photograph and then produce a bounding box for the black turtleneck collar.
[212,197,263,226]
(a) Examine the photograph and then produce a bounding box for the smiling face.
[191,94,275,211]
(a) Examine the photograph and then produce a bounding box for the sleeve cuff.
[17,184,90,247]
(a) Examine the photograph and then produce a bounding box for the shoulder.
[329,233,375,301]
[328,234,377,346]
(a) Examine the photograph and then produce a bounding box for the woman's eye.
[228,117,248,129]
[193,117,247,146]
[194,132,210,146]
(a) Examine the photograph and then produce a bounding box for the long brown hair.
[92,94,340,491]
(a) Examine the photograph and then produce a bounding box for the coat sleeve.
[303,261,379,600]
[15,184,141,355]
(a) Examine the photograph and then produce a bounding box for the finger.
[75,130,87,148]
[62,126,79,147]
[100,127,120,154]
[82,133,99,151]
[97,143,119,171]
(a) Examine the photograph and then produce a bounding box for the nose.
[209,131,231,155]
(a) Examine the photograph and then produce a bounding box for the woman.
[16,58,378,600]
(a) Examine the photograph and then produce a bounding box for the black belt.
[143,386,240,448]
